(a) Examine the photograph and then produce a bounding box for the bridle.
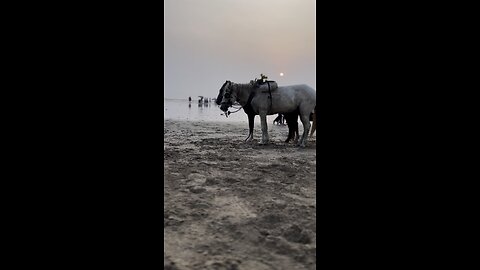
[220,82,243,117]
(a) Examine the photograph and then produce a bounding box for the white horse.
[219,81,316,147]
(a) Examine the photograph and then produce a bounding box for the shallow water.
[164,99,280,123]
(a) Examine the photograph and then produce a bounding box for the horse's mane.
[220,80,229,90]
[218,81,230,95]
[230,82,254,91]
[216,81,231,104]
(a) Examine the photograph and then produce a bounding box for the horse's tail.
[310,106,316,137]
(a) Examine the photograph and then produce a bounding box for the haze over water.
[164,98,281,124]
[164,0,316,100]
[164,0,315,125]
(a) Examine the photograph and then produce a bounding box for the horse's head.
[219,82,236,112]
[216,80,230,106]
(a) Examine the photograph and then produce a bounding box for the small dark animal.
[273,113,285,125]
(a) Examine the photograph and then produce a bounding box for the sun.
[280,72,284,76]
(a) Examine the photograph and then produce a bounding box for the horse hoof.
[296,142,306,147]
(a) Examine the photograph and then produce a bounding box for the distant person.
[188,96,192,102]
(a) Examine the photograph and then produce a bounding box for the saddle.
[249,74,277,114]
[250,80,278,93]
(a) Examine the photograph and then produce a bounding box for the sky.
[164,0,316,99]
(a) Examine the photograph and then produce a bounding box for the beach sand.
[164,119,316,270]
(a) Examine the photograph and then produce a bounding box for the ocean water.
[164,99,280,123]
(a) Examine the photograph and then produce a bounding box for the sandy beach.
[164,119,316,270]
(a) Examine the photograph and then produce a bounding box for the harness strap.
[224,85,257,117]
[247,90,255,106]
[267,81,272,114]
[243,90,256,114]
[252,80,273,114]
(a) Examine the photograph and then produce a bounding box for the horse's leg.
[310,110,316,137]
[285,121,293,143]
[285,133,291,143]
[298,113,311,147]
[284,113,292,143]
[284,112,296,143]
[245,113,254,142]
[292,113,300,144]
[294,122,299,144]
[259,113,269,145]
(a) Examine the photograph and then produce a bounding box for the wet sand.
[164,119,316,270]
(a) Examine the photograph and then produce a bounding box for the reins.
[221,103,243,117]
[221,82,254,118]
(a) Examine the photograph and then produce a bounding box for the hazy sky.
[164,0,316,99]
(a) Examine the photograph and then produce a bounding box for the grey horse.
[216,80,300,143]
[219,81,316,147]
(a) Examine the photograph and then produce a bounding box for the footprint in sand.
[213,196,257,222]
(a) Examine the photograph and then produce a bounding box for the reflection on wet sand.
[165,99,245,122]
[195,102,212,108]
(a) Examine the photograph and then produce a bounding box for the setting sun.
[280,72,284,76]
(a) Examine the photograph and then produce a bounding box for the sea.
[164,98,280,123]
